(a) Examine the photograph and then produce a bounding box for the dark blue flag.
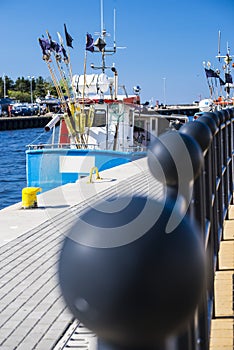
[61,46,69,61]
[205,68,219,78]
[50,40,62,53]
[225,73,233,84]
[64,24,73,48]
[38,38,51,55]
[86,33,94,52]
[46,31,62,54]
[219,77,225,86]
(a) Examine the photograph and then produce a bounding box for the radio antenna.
[100,0,104,37]
[113,8,116,51]
[218,30,221,61]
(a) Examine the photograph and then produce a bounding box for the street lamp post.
[163,77,166,106]
[3,74,6,98]
[28,76,35,103]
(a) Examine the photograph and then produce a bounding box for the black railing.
[172,108,234,349]
[58,107,234,350]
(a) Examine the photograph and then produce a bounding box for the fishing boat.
[199,31,234,112]
[26,1,188,193]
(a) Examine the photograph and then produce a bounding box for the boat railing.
[26,143,147,153]
[26,143,100,150]
[120,145,147,153]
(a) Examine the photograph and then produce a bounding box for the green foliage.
[0,76,60,100]
[8,90,31,103]
[14,77,30,93]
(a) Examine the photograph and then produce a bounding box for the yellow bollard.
[22,187,42,209]
[88,167,102,183]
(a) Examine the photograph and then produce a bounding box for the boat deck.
[0,158,163,349]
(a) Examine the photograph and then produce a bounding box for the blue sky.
[0,0,233,104]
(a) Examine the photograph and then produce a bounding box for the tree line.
[0,76,59,103]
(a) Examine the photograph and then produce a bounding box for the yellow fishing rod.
[63,24,74,85]
[46,59,80,144]
[49,31,85,147]
[39,36,80,145]
[46,31,71,100]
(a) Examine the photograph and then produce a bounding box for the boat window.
[152,119,156,131]
[134,120,145,130]
[92,109,106,127]
[129,110,133,126]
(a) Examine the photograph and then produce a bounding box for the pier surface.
[0,158,163,349]
[0,157,233,349]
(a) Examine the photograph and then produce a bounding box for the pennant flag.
[86,33,94,52]
[205,68,219,78]
[56,32,69,62]
[57,32,64,46]
[50,40,62,53]
[38,38,51,56]
[64,24,73,48]
[61,46,69,62]
[219,77,225,86]
[94,37,106,51]
[225,73,233,84]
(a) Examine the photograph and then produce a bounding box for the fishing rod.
[57,31,74,99]
[47,58,81,144]
[63,24,74,84]
[39,35,81,145]
[55,29,88,146]
[39,48,64,102]
[46,31,72,100]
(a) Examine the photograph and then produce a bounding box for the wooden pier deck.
[209,204,234,349]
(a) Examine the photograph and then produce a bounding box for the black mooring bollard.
[59,195,205,349]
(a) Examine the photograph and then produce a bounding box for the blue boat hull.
[26,148,146,192]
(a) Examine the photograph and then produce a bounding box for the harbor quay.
[0,115,52,131]
[0,108,233,349]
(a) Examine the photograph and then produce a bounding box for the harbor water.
[0,128,51,210]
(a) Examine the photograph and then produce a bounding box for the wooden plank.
[223,220,234,240]
[219,241,234,270]
[228,205,234,220]
[209,204,234,349]
[211,319,233,329]
[210,320,234,349]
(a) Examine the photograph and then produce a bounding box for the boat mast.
[218,30,221,62]
[216,30,234,99]
[100,0,105,72]
[100,0,104,36]
[91,0,117,74]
